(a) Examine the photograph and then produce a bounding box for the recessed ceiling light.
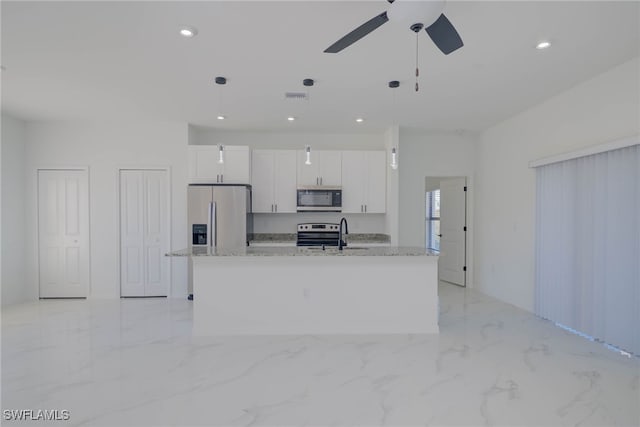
[179,26,198,38]
[536,41,551,50]
[217,115,226,120]
[287,117,296,121]
[356,118,364,123]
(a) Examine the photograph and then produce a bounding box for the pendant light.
[389,80,400,170]
[390,147,398,170]
[305,145,312,165]
[218,144,224,164]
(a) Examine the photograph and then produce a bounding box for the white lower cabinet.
[188,145,250,184]
[341,151,386,213]
[251,150,297,213]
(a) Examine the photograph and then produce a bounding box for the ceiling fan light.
[387,0,445,26]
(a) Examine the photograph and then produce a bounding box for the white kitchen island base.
[191,250,439,335]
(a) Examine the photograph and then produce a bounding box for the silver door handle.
[275,204,278,212]
[216,174,219,183]
[364,205,367,213]
[360,205,363,212]
[207,202,213,246]
[210,202,217,247]
[320,177,323,185]
[220,174,223,183]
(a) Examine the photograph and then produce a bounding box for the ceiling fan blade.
[425,13,463,55]
[324,11,389,53]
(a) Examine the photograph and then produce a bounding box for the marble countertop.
[167,246,437,257]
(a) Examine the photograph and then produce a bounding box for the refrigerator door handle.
[210,202,217,247]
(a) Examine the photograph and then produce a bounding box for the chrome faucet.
[338,217,349,251]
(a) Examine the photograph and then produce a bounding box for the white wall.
[24,121,189,299]
[475,57,640,312]
[1,114,27,305]
[397,129,477,285]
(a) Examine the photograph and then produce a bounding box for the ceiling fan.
[324,0,463,55]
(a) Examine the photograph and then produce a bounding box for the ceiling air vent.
[284,92,308,101]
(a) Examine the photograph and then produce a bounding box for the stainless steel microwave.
[296,187,342,212]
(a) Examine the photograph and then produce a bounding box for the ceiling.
[2,1,639,133]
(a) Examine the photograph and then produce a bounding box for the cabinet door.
[221,146,250,184]
[297,150,320,186]
[251,150,275,213]
[341,151,366,213]
[273,150,297,213]
[188,146,222,183]
[318,151,342,186]
[364,151,386,213]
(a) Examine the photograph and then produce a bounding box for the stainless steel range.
[296,223,340,247]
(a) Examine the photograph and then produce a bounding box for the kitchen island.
[168,246,439,335]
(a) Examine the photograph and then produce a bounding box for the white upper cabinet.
[341,151,386,213]
[297,150,342,186]
[188,145,250,184]
[251,150,297,213]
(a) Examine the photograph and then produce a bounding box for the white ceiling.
[2,1,639,133]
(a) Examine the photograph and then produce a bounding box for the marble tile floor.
[2,283,638,427]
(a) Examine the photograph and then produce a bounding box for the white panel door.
[120,170,169,297]
[38,169,90,298]
[143,170,169,296]
[120,170,145,296]
[439,177,467,286]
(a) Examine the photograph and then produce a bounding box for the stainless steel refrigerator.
[187,184,253,297]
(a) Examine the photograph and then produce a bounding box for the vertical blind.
[535,143,640,355]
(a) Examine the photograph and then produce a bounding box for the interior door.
[142,170,169,296]
[120,169,169,297]
[38,169,90,298]
[439,177,467,286]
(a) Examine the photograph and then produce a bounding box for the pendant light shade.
[390,147,398,170]
[218,144,224,164]
[305,145,312,165]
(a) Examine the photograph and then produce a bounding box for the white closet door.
[439,177,467,286]
[120,170,169,297]
[120,170,145,296]
[38,169,90,298]
[143,170,169,296]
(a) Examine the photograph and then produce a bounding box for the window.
[426,189,440,251]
